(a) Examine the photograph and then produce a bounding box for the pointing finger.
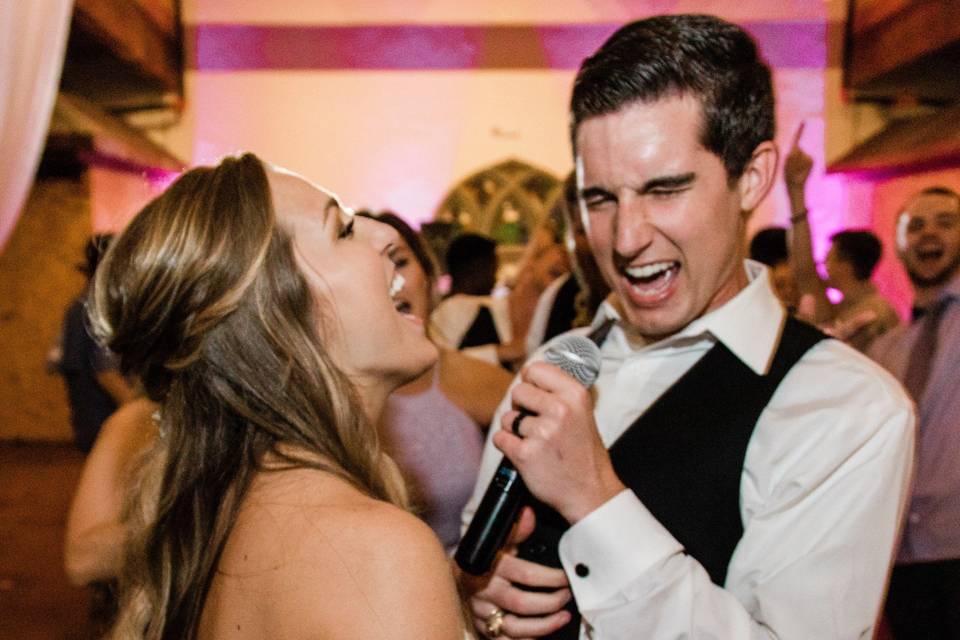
[791,120,806,149]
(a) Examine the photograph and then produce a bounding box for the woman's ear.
[737,141,779,213]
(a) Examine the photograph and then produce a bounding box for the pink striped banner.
[188,21,830,71]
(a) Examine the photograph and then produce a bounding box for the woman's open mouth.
[388,274,423,327]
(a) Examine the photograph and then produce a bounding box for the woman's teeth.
[389,273,405,300]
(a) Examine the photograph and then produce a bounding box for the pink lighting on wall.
[80,150,183,232]
[189,21,829,71]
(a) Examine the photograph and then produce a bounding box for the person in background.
[63,392,158,631]
[526,173,610,354]
[431,230,567,369]
[430,233,511,362]
[784,123,899,351]
[367,211,513,553]
[868,186,960,640]
[54,235,136,452]
[460,14,913,639]
[748,226,798,312]
[89,154,465,639]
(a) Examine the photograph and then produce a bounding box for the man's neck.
[913,268,960,308]
[914,286,943,308]
[840,279,874,306]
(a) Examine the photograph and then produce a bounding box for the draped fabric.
[0,0,74,253]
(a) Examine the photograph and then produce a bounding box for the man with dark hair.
[785,127,899,351]
[868,186,960,639]
[446,232,499,297]
[831,230,882,281]
[748,226,797,310]
[430,232,510,365]
[461,14,913,639]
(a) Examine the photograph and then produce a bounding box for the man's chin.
[907,262,960,290]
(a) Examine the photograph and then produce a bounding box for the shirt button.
[575,563,590,578]
[908,513,920,524]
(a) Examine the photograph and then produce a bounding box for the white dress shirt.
[462,261,915,639]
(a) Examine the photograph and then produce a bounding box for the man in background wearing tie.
[868,186,960,639]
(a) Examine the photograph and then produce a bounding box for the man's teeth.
[389,273,405,300]
[626,261,675,280]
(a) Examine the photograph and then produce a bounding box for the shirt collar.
[912,271,960,319]
[591,260,786,375]
[942,271,960,301]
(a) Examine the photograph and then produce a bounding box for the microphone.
[455,334,602,575]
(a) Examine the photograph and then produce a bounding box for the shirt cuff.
[557,489,682,609]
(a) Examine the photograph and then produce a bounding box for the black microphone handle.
[455,334,603,576]
[455,454,528,575]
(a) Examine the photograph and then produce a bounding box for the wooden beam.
[847,0,960,95]
[828,104,960,177]
[72,0,180,94]
[51,92,185,171]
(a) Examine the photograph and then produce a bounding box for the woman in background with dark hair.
[89,155,466,639]
[366,211,512,553]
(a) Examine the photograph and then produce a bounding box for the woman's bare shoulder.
[210,467,464,639]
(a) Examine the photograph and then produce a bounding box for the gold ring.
[484,606,505,638]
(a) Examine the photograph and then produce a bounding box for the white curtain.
[0,0,74,253]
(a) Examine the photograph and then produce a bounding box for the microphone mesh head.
[543,335,602,388]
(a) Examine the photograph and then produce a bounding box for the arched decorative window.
[423,158,563,274]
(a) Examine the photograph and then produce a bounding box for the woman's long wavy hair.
[89,153,407,639]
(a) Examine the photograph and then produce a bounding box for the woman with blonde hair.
[89,154,465,639]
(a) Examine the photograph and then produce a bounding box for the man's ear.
[737,141,779,212]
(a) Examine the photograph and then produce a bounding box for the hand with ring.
[511,411,527,437]
[484,606,505,638]
[460,508,573,639]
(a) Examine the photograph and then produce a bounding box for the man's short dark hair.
[830,230,883,281]
[445,233,497,293]
[918,186,960,205]
[571,14,775,180]
[749,227,789,267]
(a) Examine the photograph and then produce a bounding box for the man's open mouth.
[622,260,680,301]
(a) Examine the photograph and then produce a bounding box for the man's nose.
[613,198,656,260]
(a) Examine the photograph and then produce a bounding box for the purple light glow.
[190,21,830,71]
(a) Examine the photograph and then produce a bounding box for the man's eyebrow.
[639,172,696,193]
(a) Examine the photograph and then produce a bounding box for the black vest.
[543,275,582,344]
[517,317,826,639]
[459,305,500,350]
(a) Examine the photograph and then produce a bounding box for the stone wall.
[0,177,91,442]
